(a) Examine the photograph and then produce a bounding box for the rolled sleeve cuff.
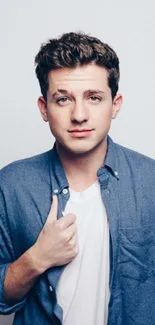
[0,263,27,315]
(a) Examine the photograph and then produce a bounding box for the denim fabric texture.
[0,136,155,325]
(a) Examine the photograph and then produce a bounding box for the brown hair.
[35,32,120,100]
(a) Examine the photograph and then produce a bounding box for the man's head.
[35,32,120,101]
[35,32,122,157]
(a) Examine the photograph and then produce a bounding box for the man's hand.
[32,195,79,273]
[4,195,79,303]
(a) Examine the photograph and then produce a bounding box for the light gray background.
[0,0,155,324]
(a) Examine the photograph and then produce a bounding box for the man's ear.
[112,93,123,119]
[37,96,48,122]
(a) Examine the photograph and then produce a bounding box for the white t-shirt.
[56,181,110,325]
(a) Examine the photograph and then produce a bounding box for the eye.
[89,96,101,102]
[56,97,69,105]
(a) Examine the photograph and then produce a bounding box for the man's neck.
[56,138,107,191]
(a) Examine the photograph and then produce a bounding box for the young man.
[0,32,155,325]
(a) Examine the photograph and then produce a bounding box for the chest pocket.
[119,225,155,281]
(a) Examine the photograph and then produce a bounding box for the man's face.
[38,64,122,155]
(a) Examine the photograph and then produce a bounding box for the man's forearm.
[4,246,44,303]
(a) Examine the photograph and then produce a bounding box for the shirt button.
[53,189,59,194]
[49,286,53,292]
[62,188,68,194]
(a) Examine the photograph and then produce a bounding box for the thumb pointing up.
[46,195,58,224]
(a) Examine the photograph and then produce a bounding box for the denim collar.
[104,136,119,179]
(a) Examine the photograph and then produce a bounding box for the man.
[0,32,155,325]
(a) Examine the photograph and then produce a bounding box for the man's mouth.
[68,129,94,137]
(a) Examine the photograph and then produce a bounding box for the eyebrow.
[51,89,105,98]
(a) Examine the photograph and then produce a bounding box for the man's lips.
[69,129,92,132]
[68,129,94,137]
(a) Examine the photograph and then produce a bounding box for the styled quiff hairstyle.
[35,32,120,100]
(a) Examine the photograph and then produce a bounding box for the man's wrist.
[25,245,47,276]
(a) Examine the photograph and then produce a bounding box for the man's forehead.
[48,65,108,93]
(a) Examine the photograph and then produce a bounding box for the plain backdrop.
[0,0,155,324]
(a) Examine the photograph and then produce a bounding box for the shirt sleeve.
[0,189,27,315]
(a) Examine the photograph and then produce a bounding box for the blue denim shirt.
[1,136,155,325]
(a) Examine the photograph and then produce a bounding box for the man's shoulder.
[0,150,52,188]
[115,142,155,173]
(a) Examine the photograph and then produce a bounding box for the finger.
[59,213,76,228]
[68,233,78,248]
[65,223,77,240]
[46,195,58,224]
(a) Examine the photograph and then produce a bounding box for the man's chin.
[65,146,91,156]
[56,137,107,157]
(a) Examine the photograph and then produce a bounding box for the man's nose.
[71,101,89,123]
